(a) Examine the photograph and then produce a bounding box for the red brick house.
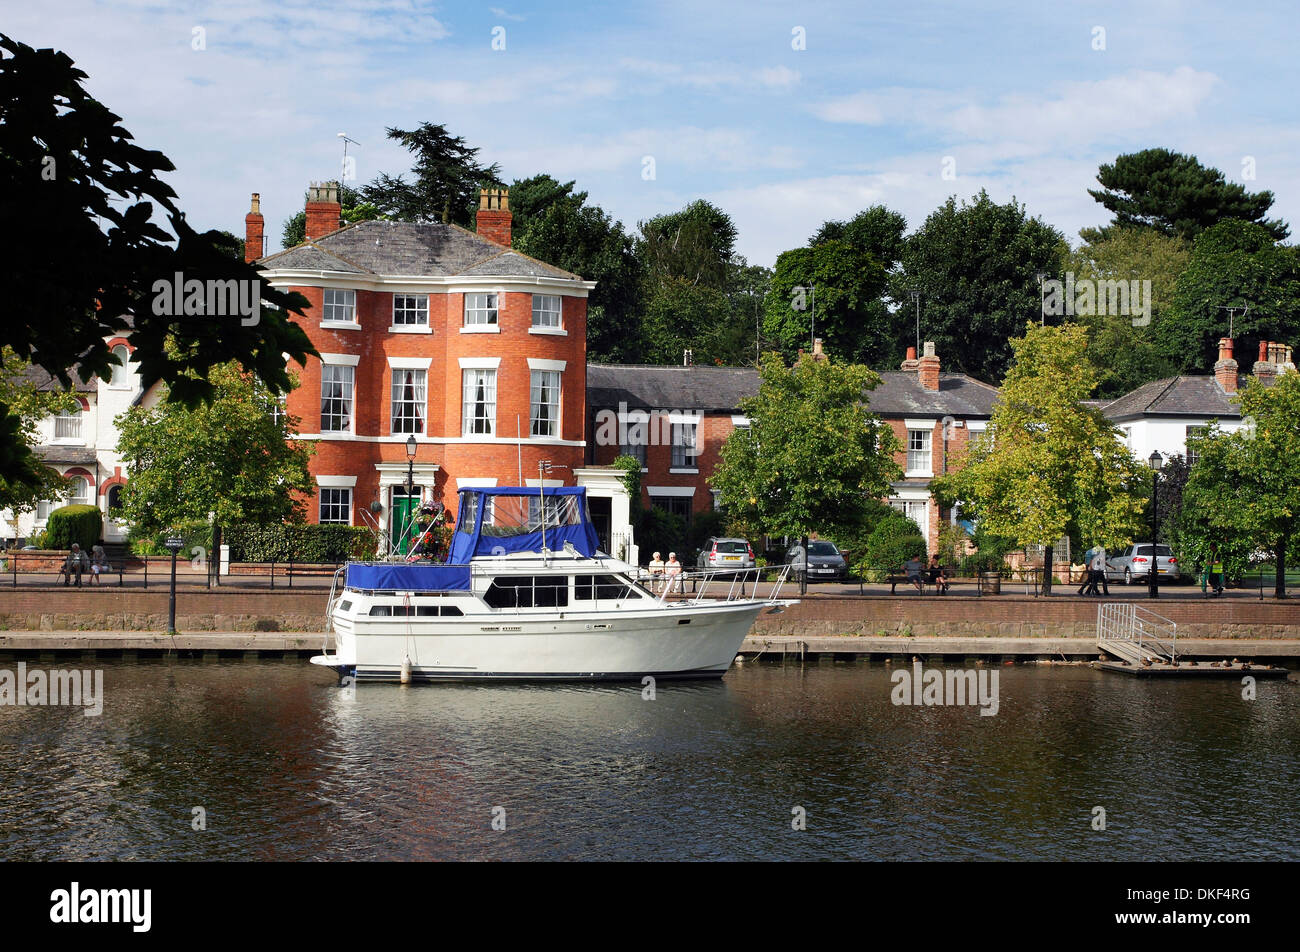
[248,184,596,549]
[586,341,996,554]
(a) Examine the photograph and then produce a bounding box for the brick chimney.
[900,345,919,372]
[476,188,512,246]
[811,337,826,361]
[918,340,940,391]
[1214,338,1238,393]
[304,182,342,242]
[1252,340,1277,383]
[244,193,264,263]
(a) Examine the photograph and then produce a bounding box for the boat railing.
[654,563,794,606]
[321,565,347,658]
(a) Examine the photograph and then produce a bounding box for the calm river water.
[1,660,1296,861]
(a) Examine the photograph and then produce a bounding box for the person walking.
[1094,545,1110,596]
[1078,546,1097,596]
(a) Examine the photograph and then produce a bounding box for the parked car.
[786,540,848,581]
[697,537,756,571]
[1106,543,1180,584]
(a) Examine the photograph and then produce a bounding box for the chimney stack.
[1253,340,1278,383]
[244,193,264,263]
[304,181,342,242]
[476,188,512,246]
[811,338,826,361]
[900,345,919,372]
[1215,338,1239,393]
[918,340,940,391]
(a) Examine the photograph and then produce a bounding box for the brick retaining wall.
[0,590,1296,638]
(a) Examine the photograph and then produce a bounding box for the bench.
[887,573,926,594]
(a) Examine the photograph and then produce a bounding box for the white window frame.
[65,475,91,507]
[670,421,698,471]
[390,368,428,436]
[529,370,562,438]
[890,498,928,535]
[906,428,933,477]
[462,368,498,436]
[53,405,83,442]
[318,487,353,524]
[320,360,356,434]
[108,345,132,389]
[463,292,499,328]
[322,288,358,327]
[531,294,562,329]
[391,293,430,330]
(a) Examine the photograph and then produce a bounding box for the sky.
[10,0,1300,267]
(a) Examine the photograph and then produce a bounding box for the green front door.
[391,489,421,556]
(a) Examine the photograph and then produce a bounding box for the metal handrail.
[1097,602,1178,661]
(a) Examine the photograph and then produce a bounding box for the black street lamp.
[405,434,417,496]
[1148,450,1163,599]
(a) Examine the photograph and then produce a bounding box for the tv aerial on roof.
[337,132,361,188]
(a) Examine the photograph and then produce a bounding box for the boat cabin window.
[483,575,569,609]
[370,603,466,616]
[574,574,634,600]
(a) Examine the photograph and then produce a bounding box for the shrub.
[635,507,687,566]
[224,523,376,562]
[45,504,102,550]
[854,513,927,575]
[959,552,1012,577]
[831,498,897,569]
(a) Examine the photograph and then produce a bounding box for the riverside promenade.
[0,577,1297,664]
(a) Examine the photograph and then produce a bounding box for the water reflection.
[0,659,1296,860]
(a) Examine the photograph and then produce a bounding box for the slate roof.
[258,220,583,280]
[17,365,96,394]
[869,372,997,418]
[586,365,998,417]
[34,445,99,465]
[1100,375,1244,421]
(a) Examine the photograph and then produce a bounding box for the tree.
[1157,219,1300,373]
[930,323,1148,595]
[1084,148,1288,243]
[710,352,903,561]
[0,348,77,521]
[1067,227,1189,396]
[513,197,644,363]
[508,174,586,235]
[1180,372,1300,598]
[639,200,738,290]
[893,190,1067,383]
[764,240,892,366]
[810,205,908,272]
[115,362,316,540]
[357,122,502,226]
[0,34,315,501]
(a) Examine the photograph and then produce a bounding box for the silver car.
[1106,543,1181,584]
[697,537,755,570]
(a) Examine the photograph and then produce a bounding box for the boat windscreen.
[481,493,584,537]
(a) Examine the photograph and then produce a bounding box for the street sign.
[165,537,185,550]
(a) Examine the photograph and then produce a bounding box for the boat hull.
[313,600,766,683]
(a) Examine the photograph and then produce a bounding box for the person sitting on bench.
[62,543,89,587]
[928,555,950,594]
[90,544,110,584]
[904,555,924,592]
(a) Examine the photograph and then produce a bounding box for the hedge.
[224,524,376,563]
[46,505,102,550]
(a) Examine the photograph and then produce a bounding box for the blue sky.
[13,1,1299,266]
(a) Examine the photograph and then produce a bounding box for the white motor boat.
[310,486,794,683]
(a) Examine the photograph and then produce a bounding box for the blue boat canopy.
[346,563,472,592]
[448,486,601,563]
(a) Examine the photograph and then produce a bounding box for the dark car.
[786,540,848,581]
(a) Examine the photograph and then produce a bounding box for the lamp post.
[1035,271,1049,326]
[1148,450,1163,599]
[404,435,417,555]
